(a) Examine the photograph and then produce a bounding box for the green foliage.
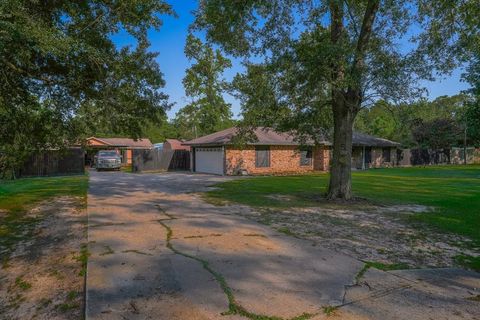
[454,255,480,272]
[355,95,470,148]
[0,0,173,174]
[464,100,480,146]
[412,118,461,149]
[206,165,480,243]
[174,34,234,139]
[322,305,338,317]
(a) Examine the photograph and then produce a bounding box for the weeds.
[75,243,90,276]
[14,277,31,290]
[322,305,338,316]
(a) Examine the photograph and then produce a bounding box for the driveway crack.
[156,208,317,320]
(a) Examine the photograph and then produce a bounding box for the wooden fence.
[397,147,477,166]
[132,149,190,173]
[15,148,85,178]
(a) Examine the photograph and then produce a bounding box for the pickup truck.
[95,150,122,171]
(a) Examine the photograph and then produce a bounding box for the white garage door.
[195,147,224,175]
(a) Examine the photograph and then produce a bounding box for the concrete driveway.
[86,170,480,320]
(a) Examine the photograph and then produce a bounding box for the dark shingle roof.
[352,132,400,147]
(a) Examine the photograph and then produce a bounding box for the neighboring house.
[86,137,153,165]
[163,139,191,151]
[182,127,400,175]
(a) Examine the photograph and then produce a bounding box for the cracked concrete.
[85,171,480,320]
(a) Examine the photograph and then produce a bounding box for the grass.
[277,226,296,237]
[206,165,480,245]
[14,276,32,290]
[0,175,88,213]
[0,175,88,256]
[322,305,338,316]
[120,164,132,173]
[454,255,480,272]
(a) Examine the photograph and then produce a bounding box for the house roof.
[183,127,400,148]
[352,132,400,147]
[87,137,153,148]
[183,127,329,146]
[165,139,190,150]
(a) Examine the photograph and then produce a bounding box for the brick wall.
[226,145,329,175]
[314,146,330,171]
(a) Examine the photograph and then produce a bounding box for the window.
[382,147,391,162]
[255,146,270,167]
[300,149,312,166]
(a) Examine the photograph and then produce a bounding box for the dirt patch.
[265,194,296,202]
[0,197,87,320]
[229,203,478,268]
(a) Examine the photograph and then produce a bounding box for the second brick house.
[183,127,400,175]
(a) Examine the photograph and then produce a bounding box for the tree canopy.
[0,0,173,176]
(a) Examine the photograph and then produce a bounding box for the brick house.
[183,127,399,175]
[85,137,153,166]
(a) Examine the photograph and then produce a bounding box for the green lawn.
[206,165,480,244]
[0,175,88,256]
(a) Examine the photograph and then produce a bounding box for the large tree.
[194,0,478,200]
[0,0,173,176]
[174,34,233,139]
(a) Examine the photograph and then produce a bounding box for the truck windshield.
[98,151,118,157]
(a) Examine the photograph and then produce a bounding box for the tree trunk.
[326,0,379,201]
[327,94,356,200]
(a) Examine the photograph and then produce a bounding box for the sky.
[111,1,470,120]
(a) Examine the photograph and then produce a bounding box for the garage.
[194,147,224,175]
